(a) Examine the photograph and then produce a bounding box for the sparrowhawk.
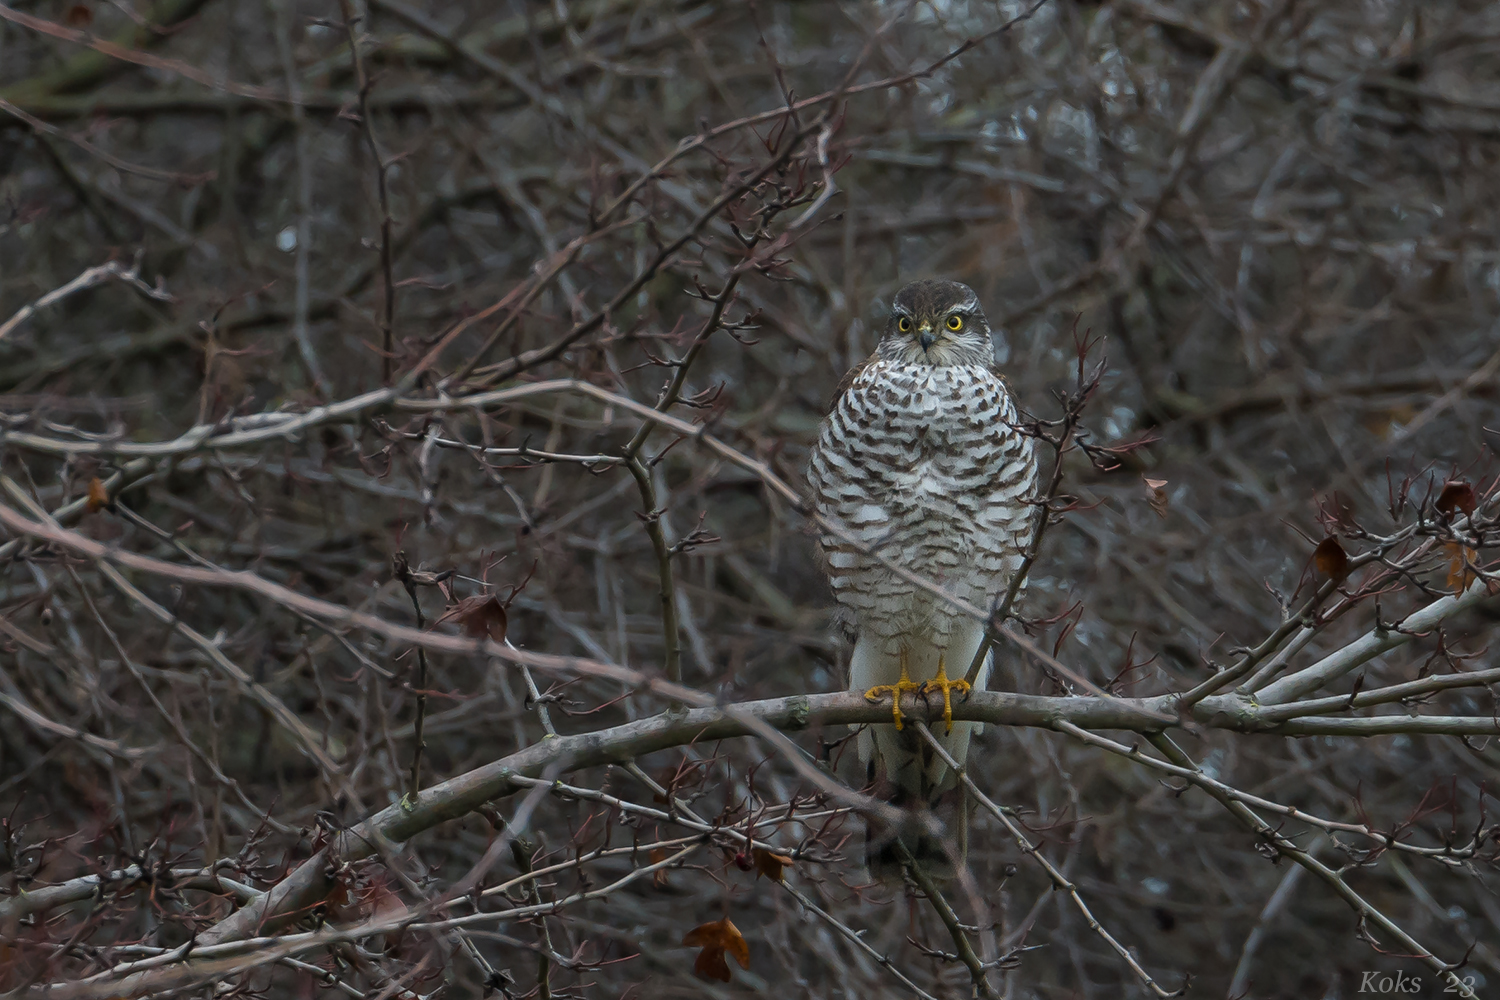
[807,278,1038,879]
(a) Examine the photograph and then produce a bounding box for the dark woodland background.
[2,0,1500,997]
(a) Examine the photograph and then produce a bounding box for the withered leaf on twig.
[1313,537,1349,583]
[1143,477,1169,519]
[650,847,671,888]
[682,918,750,982]
[752,848,793,883]
[431,594,507,642]
[85,477,109,513]
[1436,480,1478,517]
[1445,542,1480,594]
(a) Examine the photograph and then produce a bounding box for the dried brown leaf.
[682,918,749,982]
[650,847,670,888]
[431,594,507,642]
[1446,542,1479,594]
[1436,480,1477,517]
[1313,537,1349,583]
[86,477,109,513]
[752,848,793,883]
[1369,404,1417,440]
[1143,477,1169,519]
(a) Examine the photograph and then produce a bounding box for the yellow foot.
[919,656,971,734]
[865,650,922,730]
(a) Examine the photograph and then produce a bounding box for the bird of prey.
[807,278,1038,880]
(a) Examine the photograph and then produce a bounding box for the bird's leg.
[919,654,971,734]
[864,649,922,730]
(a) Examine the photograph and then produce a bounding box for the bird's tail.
[850,621,989,884]
[864,782,969,884]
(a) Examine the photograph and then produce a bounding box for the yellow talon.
[864,650,922,730]
[920,655,971,734]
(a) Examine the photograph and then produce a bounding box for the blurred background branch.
[3,0,1500,996]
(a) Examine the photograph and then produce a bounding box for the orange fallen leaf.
[682,918,749,982]
[752,848,793,883]
[1436,480,1477,517]
[1445,542,1479,594]
[86,477,109,513]
[1313,537,1349,583]
[431,594,507,642]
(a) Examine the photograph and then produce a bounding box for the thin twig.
[1141,731,1477,998]
[393,551,431,803]
[272,0,327,395]
[892,838,995,998]
[338,0,397,381]
[961,386,1077,687]
[911,722,1185,997]
[0,257,172,343]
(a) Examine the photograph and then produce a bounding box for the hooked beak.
[919,324,935,352]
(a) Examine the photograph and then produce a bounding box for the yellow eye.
[897,316,912,333]
[946,314,964,331]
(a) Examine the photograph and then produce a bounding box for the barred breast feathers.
[807,358,1038,627]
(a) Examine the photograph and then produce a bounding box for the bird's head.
[876,279,994,367]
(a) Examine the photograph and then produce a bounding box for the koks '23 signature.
[1357,971,1479,996]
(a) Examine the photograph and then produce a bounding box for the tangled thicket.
[3,1,1500,997]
